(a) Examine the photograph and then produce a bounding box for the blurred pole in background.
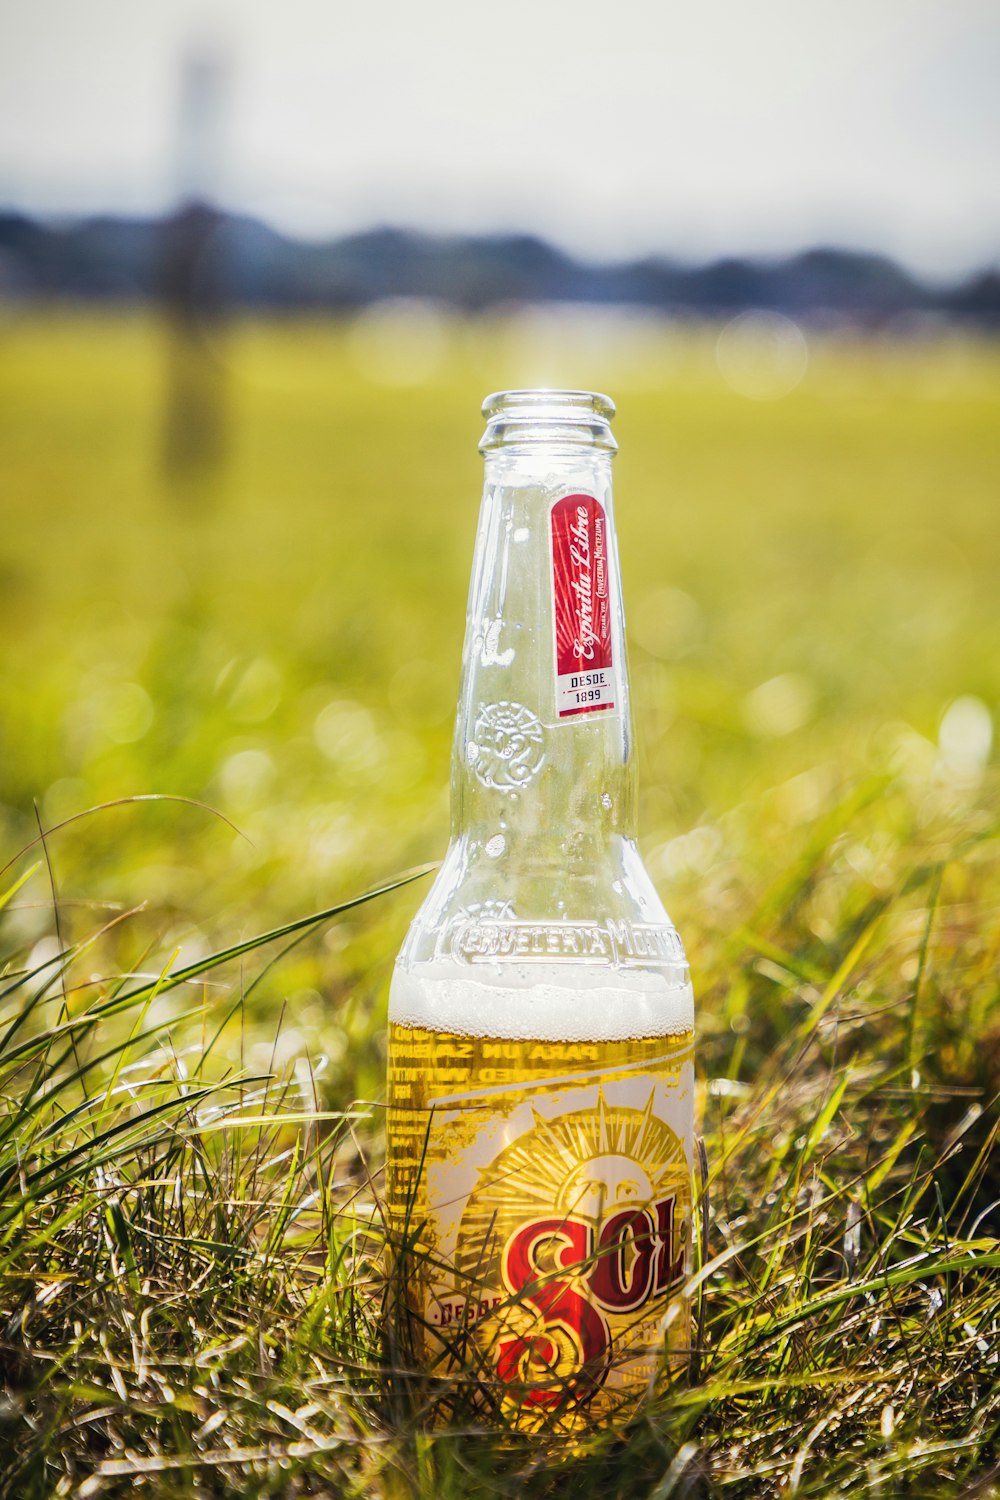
[158,43,229,492]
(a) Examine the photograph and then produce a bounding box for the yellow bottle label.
[386,1023,694,1430]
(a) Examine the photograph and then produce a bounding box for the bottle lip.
[479,388,617,454]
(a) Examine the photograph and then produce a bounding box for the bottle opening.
[479,388,617,454]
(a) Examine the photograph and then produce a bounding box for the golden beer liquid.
[385,1020,694,1432]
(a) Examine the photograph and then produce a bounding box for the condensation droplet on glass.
[601,792,613,809]
[485,834,506,858]
[467,741,480,764]
[513,527,530,543]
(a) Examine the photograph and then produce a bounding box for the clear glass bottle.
[386,389,694,1434]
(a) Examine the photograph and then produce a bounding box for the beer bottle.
[385,389,694,1433]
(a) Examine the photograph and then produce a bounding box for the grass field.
[1,310,999,1497]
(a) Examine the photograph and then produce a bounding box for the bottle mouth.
[479,388,617,454]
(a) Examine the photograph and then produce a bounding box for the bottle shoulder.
[404,834,681,940]
[392,835,692,1042]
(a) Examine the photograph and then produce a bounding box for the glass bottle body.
[386,393,694,1432]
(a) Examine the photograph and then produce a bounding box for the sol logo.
[450,1091,691,1421]
[495,1195,684,1408]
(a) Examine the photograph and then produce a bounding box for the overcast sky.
[1,0,998,277]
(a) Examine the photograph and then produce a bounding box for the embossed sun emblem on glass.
[468,701,545,792]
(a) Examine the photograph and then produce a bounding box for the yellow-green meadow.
[1,311,998,1497]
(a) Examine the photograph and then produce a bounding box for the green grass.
[0,311,998,1496]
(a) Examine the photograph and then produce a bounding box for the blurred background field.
[1,309,998,1099]
[2,5,1000,1491]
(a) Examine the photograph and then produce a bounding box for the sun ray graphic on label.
[457,1088,686,1246]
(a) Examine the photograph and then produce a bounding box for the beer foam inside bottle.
[386,390,694,1433]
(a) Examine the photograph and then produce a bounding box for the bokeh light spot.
[938,695,993,776]
[349,298,448,386]
[314,699,381,773]
[742,673,815,737]
[100,682,154,744]
[218,748,275,806]
[716,311,809,399]
[631,587,703,659]
[226,656,283,723]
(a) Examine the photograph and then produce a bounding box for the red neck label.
[550,493,617,717]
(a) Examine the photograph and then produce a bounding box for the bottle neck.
[450,442,636,864]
